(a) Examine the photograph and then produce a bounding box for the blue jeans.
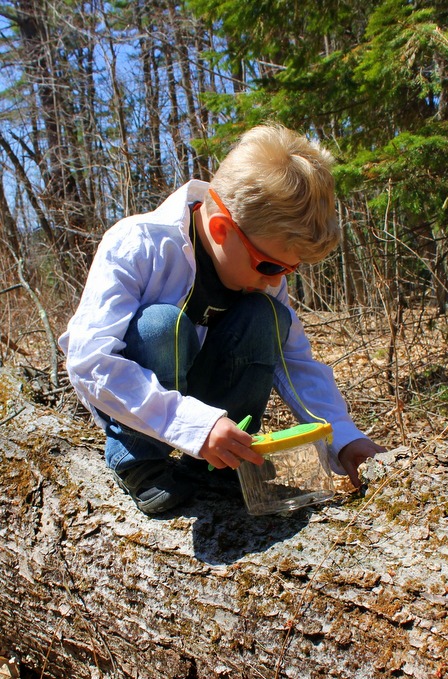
[104,293,291,471]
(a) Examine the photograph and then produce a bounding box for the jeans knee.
[125,303,197,352]
[126,303,179,345]
[240,293,291,347]
[123,304,200,389]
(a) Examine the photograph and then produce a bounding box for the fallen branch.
[0,368,447,679]
[0,405,26,426]
[0,333,30,356]
[0,284,23,296]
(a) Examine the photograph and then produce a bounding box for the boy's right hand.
[199,417,264,470]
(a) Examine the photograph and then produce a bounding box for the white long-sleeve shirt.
[59,180,366,474]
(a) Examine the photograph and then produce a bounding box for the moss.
[344,494,367,509]
[386,501,415,521]
[375,494,421,523]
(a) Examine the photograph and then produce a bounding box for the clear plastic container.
[237,422,335,516]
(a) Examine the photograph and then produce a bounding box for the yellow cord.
[261,292,329,426]
[174,211,197,392]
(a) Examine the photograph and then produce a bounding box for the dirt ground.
[264,306,447,452]
[1,298,447,453]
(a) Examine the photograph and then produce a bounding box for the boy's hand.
[338,438,387,488]
[199,417,264,470]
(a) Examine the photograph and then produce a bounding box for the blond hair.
[207,124,339,264]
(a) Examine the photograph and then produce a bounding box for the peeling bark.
[0,368,447,679]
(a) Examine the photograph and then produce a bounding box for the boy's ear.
[208,214,230,245]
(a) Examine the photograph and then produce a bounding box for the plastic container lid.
[251,422,333,455]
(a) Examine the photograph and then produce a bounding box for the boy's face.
[215,229,299,292]
[206,188,300,292]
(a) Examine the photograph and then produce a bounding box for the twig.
[41,386,71,397]
[0,284,22,295]
[10,253,59,389]
[0,406,26,426]
[0,333,30,356]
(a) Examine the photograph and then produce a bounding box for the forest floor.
[1,298,447,452]
[266,304,447,458]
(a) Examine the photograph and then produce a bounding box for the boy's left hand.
[338,438,386,488]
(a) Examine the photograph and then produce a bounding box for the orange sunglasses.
[208,188,300,276]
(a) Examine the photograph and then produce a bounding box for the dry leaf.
[0,657,20,679]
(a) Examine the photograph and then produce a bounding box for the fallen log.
[0,367,447,679]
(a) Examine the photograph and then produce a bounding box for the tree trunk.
[0,368,447,679]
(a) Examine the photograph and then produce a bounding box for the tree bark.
[0,367,447,679]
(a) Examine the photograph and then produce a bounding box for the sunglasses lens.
[256,261,287,276]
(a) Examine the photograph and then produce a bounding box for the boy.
[59,124,384,515]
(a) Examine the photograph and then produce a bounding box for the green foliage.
[336,127,448,226]
[354,0,446,130]
[273,48,361,135]
[188,0,299,59]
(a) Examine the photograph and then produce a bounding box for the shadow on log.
[0,367,447,679]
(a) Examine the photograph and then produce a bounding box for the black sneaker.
[112,460,194,515]
[179,455,240,493]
